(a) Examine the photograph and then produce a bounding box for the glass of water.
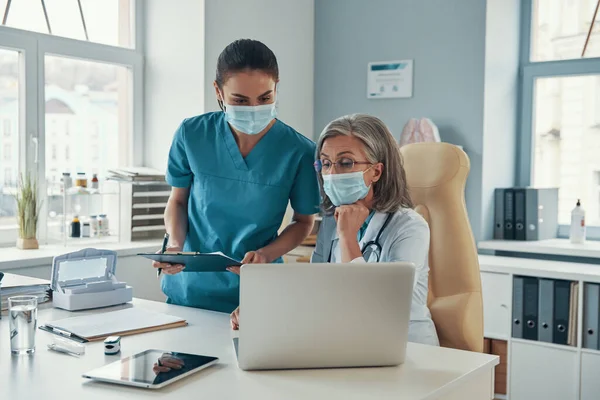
[9,295,38,355]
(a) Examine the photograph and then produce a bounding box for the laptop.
[233,262,415,370]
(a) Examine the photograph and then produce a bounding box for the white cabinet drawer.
[481,271,511,339]
[510,341,578,400]
[581,351,600,400]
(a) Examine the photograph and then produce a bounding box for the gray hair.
[316,114,413,214]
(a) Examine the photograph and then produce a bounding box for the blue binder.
[523,277,539,341]
[513,276,525,339]
[538,279,554,343]
[584,283,600,350]
[553,280,571,345]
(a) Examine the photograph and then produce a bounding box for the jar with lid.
[75,173,87,188]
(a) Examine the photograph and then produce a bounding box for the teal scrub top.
[162,112,320,313]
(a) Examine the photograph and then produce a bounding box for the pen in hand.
[158,233,170,277]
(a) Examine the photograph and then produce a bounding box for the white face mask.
[322,170,371,206]
[222,98,278,135]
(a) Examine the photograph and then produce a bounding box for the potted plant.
[14,173,41,250]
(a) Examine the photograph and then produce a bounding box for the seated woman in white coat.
[311,113,439,347]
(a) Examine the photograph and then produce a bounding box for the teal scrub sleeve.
[289,149,321,215]
[166,122,193,188]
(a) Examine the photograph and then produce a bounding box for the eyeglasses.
[314,159,372,173]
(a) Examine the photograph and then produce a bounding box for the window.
[0,48,18,232]
[3,168,11,184]
[3,119,10,136]
[1,0,134,48]
[44,56,130,180]
[531,0,600,61]
[0,1,142,246]
[3,143,10,161]
[520,0,600,237]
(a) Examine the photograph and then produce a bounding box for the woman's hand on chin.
[334,203,370,239]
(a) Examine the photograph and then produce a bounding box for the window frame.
[0,1,144,246]
[518,0,600,240]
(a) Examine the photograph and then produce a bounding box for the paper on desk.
[45,307,186,339]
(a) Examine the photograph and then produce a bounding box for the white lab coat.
[311,208,439,347]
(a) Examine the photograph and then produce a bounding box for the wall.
[315,0,521,241]
[203,0,315,138]
[143,0,205,170]
[480,0,520,240]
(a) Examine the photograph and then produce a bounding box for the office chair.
[400,142,483,352]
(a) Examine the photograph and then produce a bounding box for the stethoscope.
[328,213,394,263]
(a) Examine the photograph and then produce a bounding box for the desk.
[0,299,498,400]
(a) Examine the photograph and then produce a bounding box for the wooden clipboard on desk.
[39,308,188,343]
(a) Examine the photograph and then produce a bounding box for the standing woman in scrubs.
[154,39,320,316]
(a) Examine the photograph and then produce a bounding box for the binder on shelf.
[514,189,526,241]
[538,279,555,343]
[494,189,505,240]
[523,277,539,341]
[568,282,579,346]
[584,283,600,350]
[503,189,515,240]
[492,187,559,241]
[512,276,525,339]
[553,280,571,346]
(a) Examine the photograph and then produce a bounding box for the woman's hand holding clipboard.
[152,233,185,277]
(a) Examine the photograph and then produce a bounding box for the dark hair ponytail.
[215,39,279,109]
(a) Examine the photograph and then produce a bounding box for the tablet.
[139,252,241,272]
[82,349,219,389]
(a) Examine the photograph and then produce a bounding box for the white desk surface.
[0,299,498,400]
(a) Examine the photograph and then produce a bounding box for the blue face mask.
[322,170,371,206]
[223,101,277,135]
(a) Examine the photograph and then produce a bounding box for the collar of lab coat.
[332,211,389,249]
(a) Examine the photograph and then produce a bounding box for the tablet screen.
[83,349,218,387]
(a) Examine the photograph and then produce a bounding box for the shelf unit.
[45,180,121,246]
[479,254,600,400]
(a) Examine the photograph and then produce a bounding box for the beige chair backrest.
[400,142,483,352]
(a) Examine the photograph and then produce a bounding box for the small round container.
[104,336,121,355]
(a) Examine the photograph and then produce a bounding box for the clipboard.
[39,308,188,342]
[138,252,242,272]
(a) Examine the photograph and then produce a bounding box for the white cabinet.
[510,341,578,400]
[480,271,511,339]
[581,351,600,400]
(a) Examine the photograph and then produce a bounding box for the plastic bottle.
[61,172,72,192]
[91,174,99,190]
[90,215,99,237]
[71,216,81,238]
[569,199,586,244]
